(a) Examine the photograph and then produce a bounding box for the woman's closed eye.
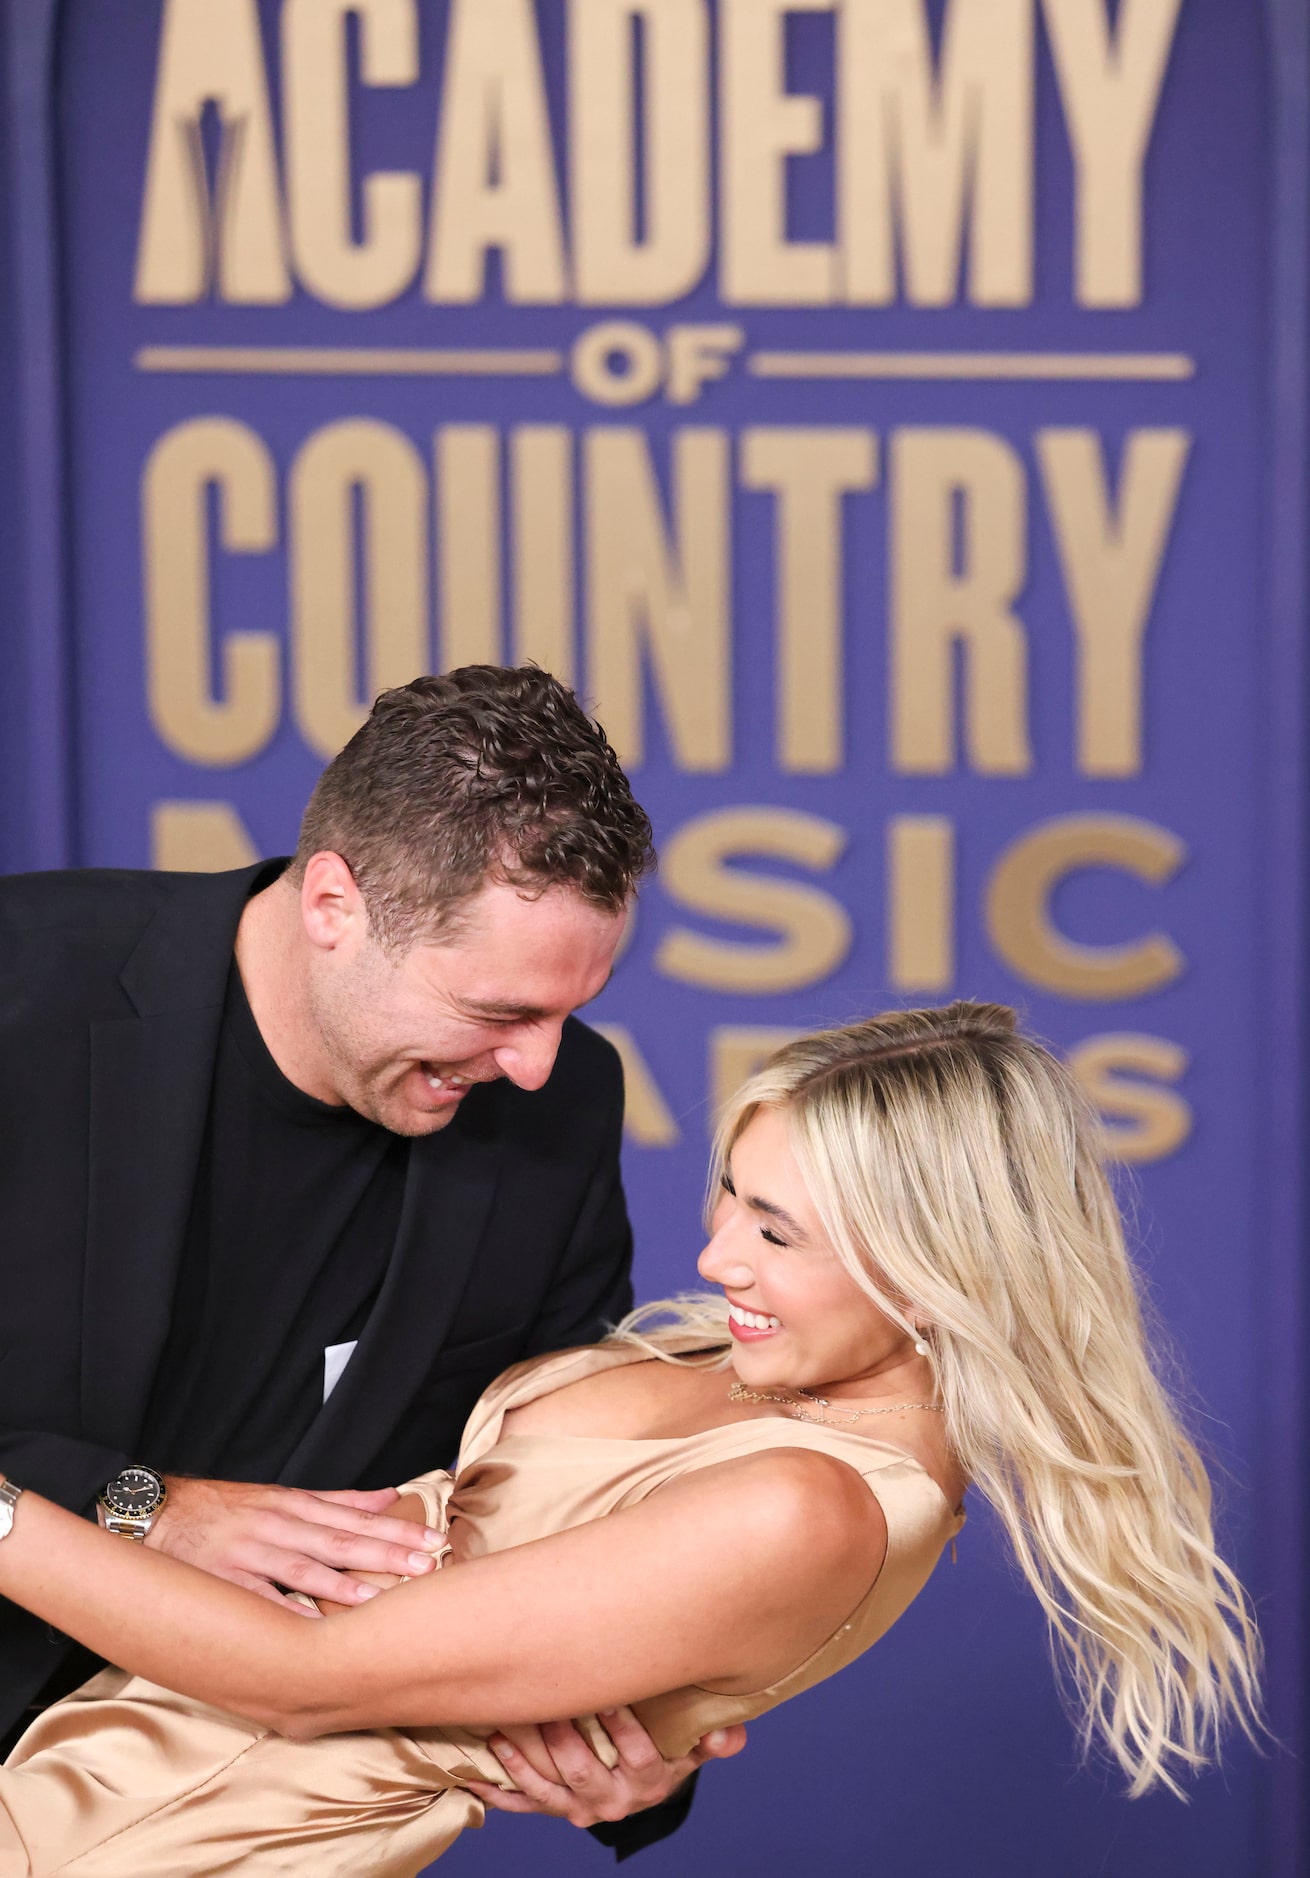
[722,1170,791,1246]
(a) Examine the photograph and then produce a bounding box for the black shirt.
[142,964,408,1479]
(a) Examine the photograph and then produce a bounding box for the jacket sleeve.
[0,1425,131,1518]
[589,1773,701,1860]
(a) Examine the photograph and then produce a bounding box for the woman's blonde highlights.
[623,1001,1263,1797]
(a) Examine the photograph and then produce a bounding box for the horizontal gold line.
[748,350,1195,382]
[135,346,565,377]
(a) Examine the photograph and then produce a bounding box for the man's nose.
[493,1023,563,1092]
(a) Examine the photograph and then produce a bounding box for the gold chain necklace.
[728,1381,943,1426]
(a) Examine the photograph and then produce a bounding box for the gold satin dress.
[0,1341,964,1877]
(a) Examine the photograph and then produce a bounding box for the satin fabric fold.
[0,1341,962,1876]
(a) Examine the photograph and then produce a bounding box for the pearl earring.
[913,1332,930,1357]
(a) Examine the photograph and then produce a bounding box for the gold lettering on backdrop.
[437,426,503,670]
[710,1026,803,1127]
[740,427,878,773]
[720,0,837,306]
[135,0,1188,312]
[666,326,746,405]
[985,813,1186,999]
[512,427,575,683]
[1041,0,1183,307]
[1067,1032,1192,1163]
[425,0,567,304]
[1038,427,1190,776]
[839,0,1033,307]
[890,428,1031,775]
[656,807,851,993]
[151,801,260,872]
[571,322,747,405]
[572,321,666,405]
[135,0,289,303]
[143,417,280,765]
[887,815,955,992]
[282,0,422,310]
[290,420,429,759]
[591,1023,682,1145]
[131,9,1200,1113]
[569,0,711,305]
[585,427,731,770]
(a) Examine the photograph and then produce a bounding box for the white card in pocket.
[323,1340,358,1405]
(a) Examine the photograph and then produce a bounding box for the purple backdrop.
[1,2,1305,1872]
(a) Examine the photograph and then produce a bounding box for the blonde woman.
[0,1004,1261,1876]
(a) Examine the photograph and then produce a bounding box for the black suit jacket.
[0,864,638,1723]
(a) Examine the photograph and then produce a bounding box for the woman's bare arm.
[0,1451,885,1738]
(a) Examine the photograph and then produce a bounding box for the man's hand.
[464,1710,747,1827]
[144,1477,447,1610]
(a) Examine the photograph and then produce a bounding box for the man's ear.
[300,851,365,951]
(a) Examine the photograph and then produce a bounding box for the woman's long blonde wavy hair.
[611,1001,1262,1797]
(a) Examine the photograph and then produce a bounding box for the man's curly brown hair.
[291,667,655,953]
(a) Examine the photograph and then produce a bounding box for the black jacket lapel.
[79,864,270,1450]
[279,1109,503,1488]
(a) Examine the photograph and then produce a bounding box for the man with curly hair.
[0,668,738,1849]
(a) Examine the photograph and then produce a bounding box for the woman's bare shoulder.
[698,1444,889,1562]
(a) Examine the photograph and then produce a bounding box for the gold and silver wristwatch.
[0,1477,24,1540]
[97,1465,167,1541]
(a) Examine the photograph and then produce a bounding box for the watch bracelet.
[0,1476,24,1540]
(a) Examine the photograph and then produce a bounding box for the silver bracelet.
[0,1477,24,1542]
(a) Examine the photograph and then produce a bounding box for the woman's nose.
[698,1227,753,1290]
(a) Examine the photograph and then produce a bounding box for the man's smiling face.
[304,874,626,1136]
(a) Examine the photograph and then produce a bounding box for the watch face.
[103,1466,165,1518]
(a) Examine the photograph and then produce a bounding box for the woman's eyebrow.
[744,1192,809,1242]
